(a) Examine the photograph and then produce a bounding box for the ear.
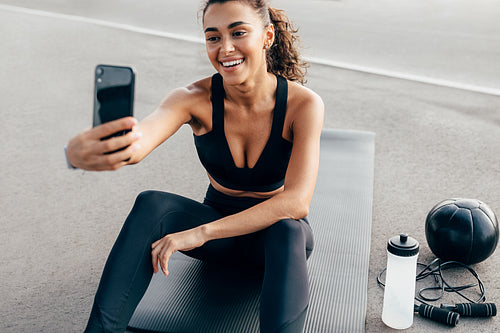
[264,23,275,49]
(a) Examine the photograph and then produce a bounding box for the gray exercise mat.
[128,128,375,333]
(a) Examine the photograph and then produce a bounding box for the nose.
[220,36,235,54]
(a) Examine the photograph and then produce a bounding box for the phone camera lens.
[96,68,103,76]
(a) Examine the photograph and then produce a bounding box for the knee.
[132,190,187,214]
[127,190,208,237]
[266,219,306,248]
[133,190,164,210]
[125,190,178,232]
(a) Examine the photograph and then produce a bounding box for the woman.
[67,0,324,332]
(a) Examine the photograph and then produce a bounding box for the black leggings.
[84,186,314,333]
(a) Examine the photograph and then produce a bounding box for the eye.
[233,31,246,37]
[206,36,220,42]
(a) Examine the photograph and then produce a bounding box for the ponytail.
[266,6,308,84]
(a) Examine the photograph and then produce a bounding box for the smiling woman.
[67,1,323,332]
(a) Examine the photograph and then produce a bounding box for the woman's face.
[203,1,272,84]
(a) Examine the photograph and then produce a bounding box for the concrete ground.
[1,1,499,332]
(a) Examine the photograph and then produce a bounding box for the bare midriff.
[207,173,284,198]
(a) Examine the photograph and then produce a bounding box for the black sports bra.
[193,73,293,192]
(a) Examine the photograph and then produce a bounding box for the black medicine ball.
[425,198,499,265]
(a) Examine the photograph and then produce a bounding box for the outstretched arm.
[66,85,202,171]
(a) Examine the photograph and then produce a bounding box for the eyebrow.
[204,21,249,33]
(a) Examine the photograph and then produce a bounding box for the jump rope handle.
[441,303,497,317]
[414,304,459,327]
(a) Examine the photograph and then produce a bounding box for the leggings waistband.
[203,185,310,226]
[203,184,269,217]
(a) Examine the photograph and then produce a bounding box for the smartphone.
[93,64,135,141]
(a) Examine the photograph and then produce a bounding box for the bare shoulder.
[286,81,324,131]
[153,77,213,131]
[159,77,212,110]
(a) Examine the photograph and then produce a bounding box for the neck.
[223,70,276,109]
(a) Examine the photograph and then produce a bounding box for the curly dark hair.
[201,0,308,84]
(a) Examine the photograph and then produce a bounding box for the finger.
[93,142,141,170]
[95,130,142,155]
[160,250,174,276]
[152,239,160,248]
[91,117,137,140]
[151,247,160,274]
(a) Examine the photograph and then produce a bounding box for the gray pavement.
[1,0,499,91]
[1,1,499,332]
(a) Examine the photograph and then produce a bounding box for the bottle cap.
[387,233,419,257]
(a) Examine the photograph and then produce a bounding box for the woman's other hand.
[66,117,142,171]
[151,227,208,276]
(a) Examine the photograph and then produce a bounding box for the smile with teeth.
[221,58,244,67]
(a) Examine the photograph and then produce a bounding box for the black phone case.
[93,64,135,141]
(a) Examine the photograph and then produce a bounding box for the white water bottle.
[382,233,419,329]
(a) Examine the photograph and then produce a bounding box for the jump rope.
[377,258,497,326]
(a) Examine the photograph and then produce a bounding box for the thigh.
[126,190,220,236]
[127,190,239,262]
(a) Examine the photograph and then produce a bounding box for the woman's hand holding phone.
[66,117,142,171]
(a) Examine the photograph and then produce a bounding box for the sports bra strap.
[271,75,288,138]
[211,73,225,132]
